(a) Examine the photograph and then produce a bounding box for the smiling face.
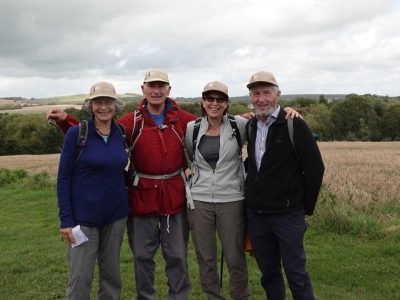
[202,91,229,121]
[91,97,116,123]
[141,81,171,110]
[249,84,281,122]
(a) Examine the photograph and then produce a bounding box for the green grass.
[1,187,399,299]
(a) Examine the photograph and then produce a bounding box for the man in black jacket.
[244,71,324,300]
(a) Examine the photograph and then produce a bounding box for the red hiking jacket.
[118,98,196,217]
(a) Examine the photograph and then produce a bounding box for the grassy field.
[0,142,399,299]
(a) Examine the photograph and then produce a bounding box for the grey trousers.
[187,200,250,300]
[66,217,127,300]
[127,212,190,300]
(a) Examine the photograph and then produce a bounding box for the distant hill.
[176,94,348,103]
[0,93,144,112]
[0,93,143,105]
[2,93,398,106]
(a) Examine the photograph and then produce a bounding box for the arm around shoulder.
[234,115,250,144]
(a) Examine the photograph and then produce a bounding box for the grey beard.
[255,105,277,119]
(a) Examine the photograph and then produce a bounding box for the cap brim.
[202,90,229,98]
[247,81,278,89]
[88,94,117,100]
[143,78,169,84]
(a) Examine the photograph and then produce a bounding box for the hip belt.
[133,169,182,185]
[132,168,195,210]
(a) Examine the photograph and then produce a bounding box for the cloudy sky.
[0,0,399,98]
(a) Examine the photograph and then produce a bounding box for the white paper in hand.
[71,225,89,248]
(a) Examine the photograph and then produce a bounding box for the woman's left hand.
[241,112,255,119]
[283,107,301,119]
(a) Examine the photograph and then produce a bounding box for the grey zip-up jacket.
[184,115,248,203]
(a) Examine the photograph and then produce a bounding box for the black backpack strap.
[192,118,202,160]
[287,117,301,166]
[75,120,88,164]
[245,119,251,140]
[227,115,242,157]
[287,117,294,148]
[127,109,143,153]
[116,123,126,140]
[126,110,144,183]
[132,110,143,145]
[116,122,127,150]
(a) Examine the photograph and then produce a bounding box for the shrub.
[313,188,386,239]
[0,168,28,187]
[0,168,54,190]
[21,172,56,190]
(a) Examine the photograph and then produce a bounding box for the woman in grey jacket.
[185,81,298,300]
[184,81,250,300]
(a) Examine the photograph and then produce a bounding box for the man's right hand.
[47,108,67,122]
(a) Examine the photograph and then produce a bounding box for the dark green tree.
[0,113,64,155]
[330,95,382,140]
[121,101,140,116]
[179,103,202,116]
[380,105,400,140]
[228,102,251,116]
[318,95,328,105]
[65,107,89,121]
[303,104,334,140]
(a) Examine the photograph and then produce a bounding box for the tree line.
[0,94,399,155]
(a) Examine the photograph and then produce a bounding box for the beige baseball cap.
[88,82,117,100]
[202,81,229,98]
[247,71,279,89]
[143,69,170,84]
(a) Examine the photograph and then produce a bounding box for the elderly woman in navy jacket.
[57,82,128,300]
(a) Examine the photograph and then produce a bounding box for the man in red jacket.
[48,70,196,300]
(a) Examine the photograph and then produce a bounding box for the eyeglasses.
[203,96,227,103]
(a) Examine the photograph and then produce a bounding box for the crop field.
[0,104,83,114]
[1,141,399,202]
[0,153,60,175]
[1,141,399,299]
[319,141,400,205]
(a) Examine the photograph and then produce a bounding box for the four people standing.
[53,70,323,300]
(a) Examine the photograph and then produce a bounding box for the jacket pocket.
[256,178,291,210]
[132,179,160,215]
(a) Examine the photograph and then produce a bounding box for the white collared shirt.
[255,106,281,171]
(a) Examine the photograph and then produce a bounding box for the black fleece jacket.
[245,109,324,215]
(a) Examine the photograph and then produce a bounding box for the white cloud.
[0,0,399,98]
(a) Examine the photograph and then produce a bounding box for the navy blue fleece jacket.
[57,117,128,228]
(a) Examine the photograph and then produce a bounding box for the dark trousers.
[247,209,315,300]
